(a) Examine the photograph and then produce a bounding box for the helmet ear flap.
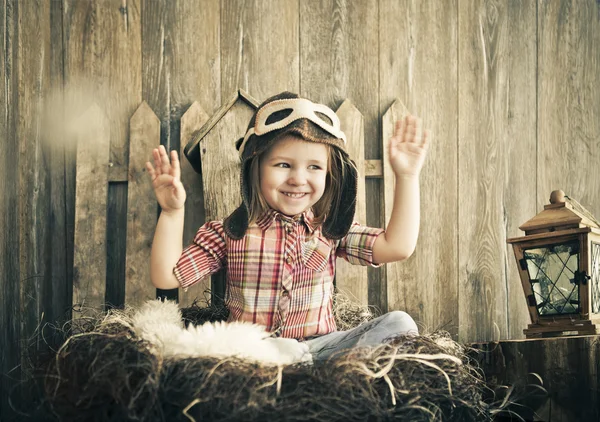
[223,157,254,240]
[321,158,357,240]
[235,137,244,151]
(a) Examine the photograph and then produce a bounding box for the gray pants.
[305,311,418,361]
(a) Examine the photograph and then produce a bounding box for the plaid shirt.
[174,209,383,339]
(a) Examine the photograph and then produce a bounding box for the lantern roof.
[519,190,600,234]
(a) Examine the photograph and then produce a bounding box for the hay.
[14,298,512,422]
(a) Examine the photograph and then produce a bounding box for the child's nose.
[287,169,307,185]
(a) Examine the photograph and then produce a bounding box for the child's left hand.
[388,114,430,177]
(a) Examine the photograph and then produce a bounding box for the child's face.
[259,135,328,217]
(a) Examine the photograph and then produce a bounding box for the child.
[146,92,429,360]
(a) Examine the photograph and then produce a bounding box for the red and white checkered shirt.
[174,209,383,339]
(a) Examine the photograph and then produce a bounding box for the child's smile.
[259,135,328,217]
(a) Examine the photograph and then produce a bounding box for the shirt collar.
[256,208,316,233]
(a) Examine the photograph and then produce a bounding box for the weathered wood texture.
[458,0,537,342]
[64,0,142,182]
[221,0,299,100]
[125,103,161,307]
[300,0,383,311]
[179,102,210,307]
[3,5,600,419]
[1,1,18,417]
[537,0,600,230]
[335,100,368,305]
[380,0,459,335]
[473,336,600,421]
[16,0,50,370]
[72,105,110,310]
[141,0,220,151]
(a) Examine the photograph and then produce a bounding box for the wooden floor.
[471,335,600,421]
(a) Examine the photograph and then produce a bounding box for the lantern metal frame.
[507,192,600,338]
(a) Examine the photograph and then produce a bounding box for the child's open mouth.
[282,192,307,198]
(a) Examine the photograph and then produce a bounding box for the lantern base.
[524,319,600,339]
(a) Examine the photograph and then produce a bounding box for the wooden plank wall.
[1,1,599,418]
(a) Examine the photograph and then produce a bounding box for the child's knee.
[384,311,419,335]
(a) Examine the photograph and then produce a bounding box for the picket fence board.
[335,99,369,306]
[73,104,110,311]
[125,102,161,308]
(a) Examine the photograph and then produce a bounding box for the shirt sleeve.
[335,222,384,267]
[174,220,227,289]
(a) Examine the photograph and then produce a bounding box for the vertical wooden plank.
[0,1,20,418]
[125,102,161,308]
[106,182,128,307]
[380,0,458,335]
[16,0,54,363]
[300,0,382,310]
[458,0,537,342]
[179,102,210,307]
[141,0,220,151]
[221,0,299,100]
[48,0,69,325]
[64,0,142,310]
[503,1,538,340]
[538,0,600,228]
[63,0,142,181]
[335,100,368,305]
[73,104,110,311]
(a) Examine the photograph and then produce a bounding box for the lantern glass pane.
[523,242,580,316]
[592,242,600,314]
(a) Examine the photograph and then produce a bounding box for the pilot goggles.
[239,98,346,157]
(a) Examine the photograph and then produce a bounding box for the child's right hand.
[146,145,186,213]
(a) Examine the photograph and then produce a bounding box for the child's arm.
[372,115,429,264]
[146,145,187,289]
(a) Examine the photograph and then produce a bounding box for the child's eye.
[276,163,290,168]
[308,164,323,170]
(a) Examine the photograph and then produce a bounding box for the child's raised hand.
[388,115,430,177]
[146,145,186,213]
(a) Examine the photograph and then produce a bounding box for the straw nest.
[15,295,511,422]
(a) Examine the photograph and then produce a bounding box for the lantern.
[507,190,600,338]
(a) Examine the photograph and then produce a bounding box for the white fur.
[132,299,312,366]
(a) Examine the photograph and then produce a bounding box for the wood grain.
[63,0,142,182]
[380,0,459,336]
[141,0,220,151]
[179,101,210,307]
[48,0,70,324]
[64,0,142,313]
[1,1,20,417]
[473,336,600,421]
[221,0,299,100]
[335,99,368,306]
[537,0,600,243]
[458,0,537,342]
[125,102,161,307]
[73,104,110,311]
[300,0,382,310]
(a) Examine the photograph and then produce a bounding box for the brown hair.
[246,138,353,228]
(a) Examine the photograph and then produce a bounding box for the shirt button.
[285,256,292,264]
[282,290,289,296]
